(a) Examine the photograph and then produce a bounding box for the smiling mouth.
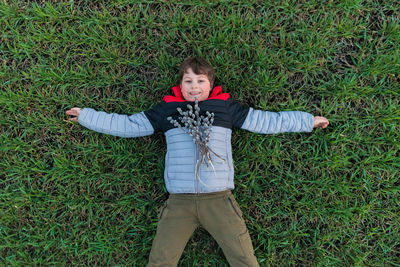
[190,92,201,95]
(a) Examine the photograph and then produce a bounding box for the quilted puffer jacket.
[78,84,314,194]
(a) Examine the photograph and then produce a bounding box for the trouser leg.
[147,197,199,267]
[198,192,259,267]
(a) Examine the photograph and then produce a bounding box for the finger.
[66,109,76,115]
[66,109,80,116]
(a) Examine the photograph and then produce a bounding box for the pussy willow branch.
[167,96,226,173]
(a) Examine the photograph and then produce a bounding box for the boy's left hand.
[313,116,329,129]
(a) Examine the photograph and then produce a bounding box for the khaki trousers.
[147,190,259,267]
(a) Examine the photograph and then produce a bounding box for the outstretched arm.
[240,108,328,134]
[66,107,155,138]
[240,108,312,134]
[228,99,329,133]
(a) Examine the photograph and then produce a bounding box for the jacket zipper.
[195,143,200,193]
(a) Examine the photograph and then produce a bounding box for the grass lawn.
[1,0,399,266]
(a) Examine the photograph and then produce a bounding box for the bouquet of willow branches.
[167,96,225,186]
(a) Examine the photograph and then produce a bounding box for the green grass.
[1,0,399,266]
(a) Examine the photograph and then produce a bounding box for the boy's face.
[180,68,212,102]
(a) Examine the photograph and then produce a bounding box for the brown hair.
[178,57,215,85]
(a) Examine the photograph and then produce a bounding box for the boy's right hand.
[66,107,82,122]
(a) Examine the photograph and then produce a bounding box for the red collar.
[163,85,230,103]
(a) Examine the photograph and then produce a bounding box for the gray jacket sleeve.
[78,108,154,137]
[240,107,314,134]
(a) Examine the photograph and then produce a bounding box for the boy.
[66,58,329,266]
